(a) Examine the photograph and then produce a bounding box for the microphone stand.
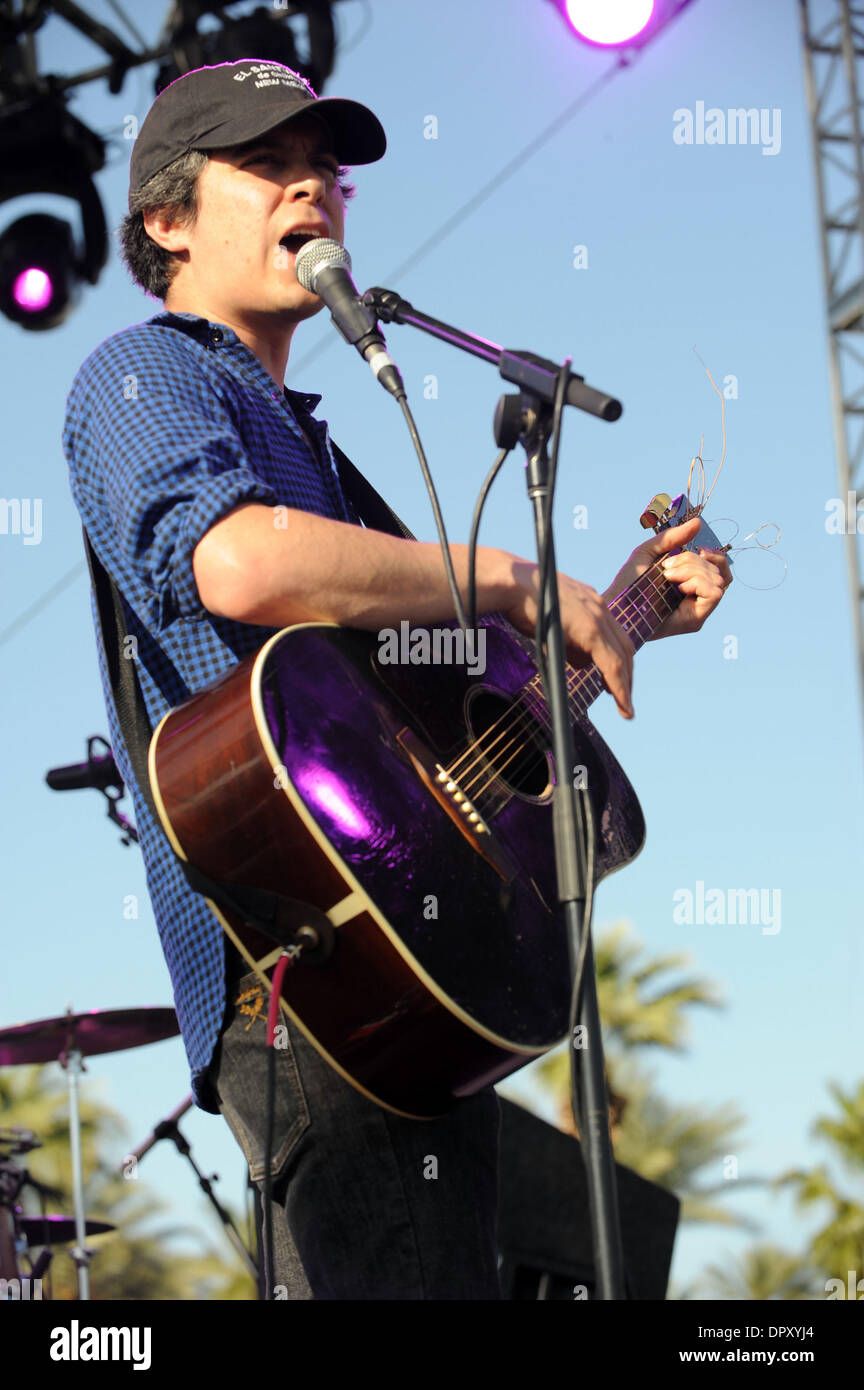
[364,287,626,1300]
[139,1117,258,1282]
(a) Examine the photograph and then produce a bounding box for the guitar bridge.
[395,727,517,882]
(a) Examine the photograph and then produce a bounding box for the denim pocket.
[212,970,311,1185]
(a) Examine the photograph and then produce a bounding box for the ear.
[142,208,191,255]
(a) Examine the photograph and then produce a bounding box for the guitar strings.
[688,349,727,512]
[464,565,670,802]
[449,564,674,803]
[443,561,677,807]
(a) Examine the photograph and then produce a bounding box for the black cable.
[396,393,469,635]
[530,356,598,1132]
[0,559,86,648]
[567,788,596,1129]
[466,447,511,633]
[533,358,571,685]
[260,951,297,1299]
[262,1041,277,1299]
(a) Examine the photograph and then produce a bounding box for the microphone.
[295,239,405,400]
[123,1094,194,1171]
[46,751,123,793]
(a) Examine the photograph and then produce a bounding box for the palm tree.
[591,921,723,1052]
[696,1245,817,1300]
[605,1064,754,1227]
[775,1080,864,1284]
[532,921,754,1228]
[1,1063,120,1178]
[696,1079,864,1299]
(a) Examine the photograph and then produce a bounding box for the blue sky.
[1,0,862,1298]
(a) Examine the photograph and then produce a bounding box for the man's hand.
[193,505,726,724]
[503,560,635,720]
[601,516,732,641]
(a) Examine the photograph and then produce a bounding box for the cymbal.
[0,1008,180,1065]
[18,1215,115,1246]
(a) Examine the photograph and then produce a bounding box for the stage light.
[13,269,54,314]
[0,96,106,331]
[156,2,336,96]
[0,214,79,329]
[562,0,655,46]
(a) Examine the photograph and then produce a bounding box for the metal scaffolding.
[800,0,864,725]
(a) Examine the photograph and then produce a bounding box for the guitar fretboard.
[517,557,684,727]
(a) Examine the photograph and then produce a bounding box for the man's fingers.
[562,615,633,717]
[666,572,724,600]
[594,621,634,719]
[698,549,733,586]
[646,516,701,557]
[663,552,731,593]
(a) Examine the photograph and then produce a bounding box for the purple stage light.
[12,267,54,313]
[564,0,655,46]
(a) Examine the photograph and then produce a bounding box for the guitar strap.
[330,441,417,542]
[82,443,415,944]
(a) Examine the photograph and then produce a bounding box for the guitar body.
[149,619,645,1117]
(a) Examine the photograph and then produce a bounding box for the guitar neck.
[511,559,684,722]
[610,559,684,652]
[590,559,683,691]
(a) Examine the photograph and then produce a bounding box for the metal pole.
[64,1049,91,1300]
[799,0,864,740]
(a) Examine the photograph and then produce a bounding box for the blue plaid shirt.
[63,310,361,1111]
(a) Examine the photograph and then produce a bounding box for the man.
[63,59,730,1301]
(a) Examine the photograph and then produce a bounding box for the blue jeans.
[210,954,503,1300]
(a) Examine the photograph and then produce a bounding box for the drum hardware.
[0,1005,179,1299]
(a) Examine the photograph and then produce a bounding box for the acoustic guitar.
[148,492,726,1117]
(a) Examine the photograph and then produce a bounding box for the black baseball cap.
[128,59,386,207]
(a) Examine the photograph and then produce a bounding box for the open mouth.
[279,232,323,255]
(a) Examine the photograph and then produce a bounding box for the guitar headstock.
[639,492,730,559]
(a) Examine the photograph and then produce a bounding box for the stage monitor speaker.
[496,1097,680,1300]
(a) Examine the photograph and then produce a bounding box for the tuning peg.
[639,493,672,531]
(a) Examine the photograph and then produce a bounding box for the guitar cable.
[567,791,596,1130]
[466,446,512,633]
[262,950,298,1299]
[395,394,470,637]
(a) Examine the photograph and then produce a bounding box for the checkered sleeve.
[69,324,279,626]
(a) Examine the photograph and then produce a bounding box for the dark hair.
[119,150,208,300]
[118,150,356,301]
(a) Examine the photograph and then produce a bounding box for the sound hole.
[466,689,551,799]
